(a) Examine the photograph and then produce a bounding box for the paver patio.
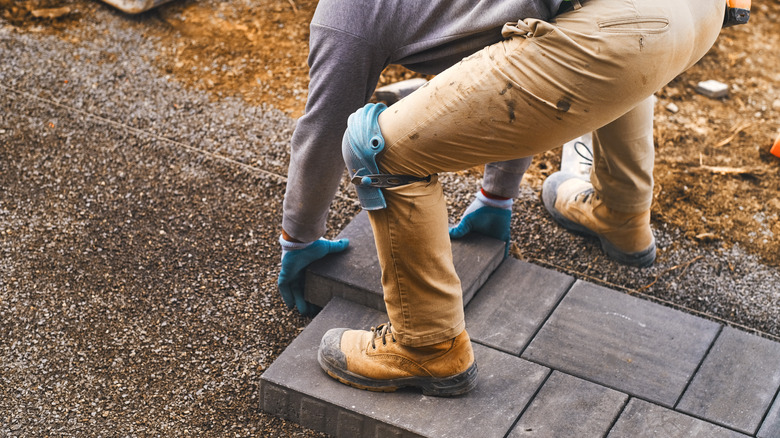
[261,211,780,437]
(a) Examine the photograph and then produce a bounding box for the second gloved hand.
[278,237,349,316]
[449,190,513,257]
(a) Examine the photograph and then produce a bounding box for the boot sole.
[542,173,656,268]
[318,349,478,397]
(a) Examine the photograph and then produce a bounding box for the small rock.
[665,102,679,113]
[772,99,780,111]
[31,6,71,19]
[695,80,729,99]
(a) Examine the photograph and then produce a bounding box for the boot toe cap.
[542,171,586,225]
[318,328,349,371]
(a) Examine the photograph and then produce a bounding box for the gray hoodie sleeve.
[282,24,388,242]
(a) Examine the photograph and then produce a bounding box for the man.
[278,0,561,316]
[318,0,727,396]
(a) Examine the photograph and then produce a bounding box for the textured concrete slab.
[608,399,748,437]
[507,371,628,437]
[677,327,780,435]
[758,395,780,438]
[465,258,574,355]
[304,211,505,311]
[260,298,550,438]
[522,281,721,407]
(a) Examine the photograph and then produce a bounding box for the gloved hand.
[278,237,349,316]
[449,190,513,258]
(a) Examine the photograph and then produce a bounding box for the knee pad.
[342,103,432,210]
[342,103,388,210]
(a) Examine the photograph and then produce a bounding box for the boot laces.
[370,323,396,349]
[574,140,594,167]
[574,187,599,204]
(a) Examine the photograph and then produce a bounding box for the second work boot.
[318,323,477,397]
[542,172,656,267]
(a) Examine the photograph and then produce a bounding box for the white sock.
[476,190,513,209]
[279,235,313,259]
[461,190,513,217]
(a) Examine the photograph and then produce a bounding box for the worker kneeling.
[320,0,728,396]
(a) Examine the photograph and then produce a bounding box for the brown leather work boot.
[542,172,656,267]
[317,323,477,397]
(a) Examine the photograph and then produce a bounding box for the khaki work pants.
[367,0,726,346]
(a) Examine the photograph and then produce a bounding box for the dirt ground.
[3,0,778,265]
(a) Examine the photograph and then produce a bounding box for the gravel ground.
[1,2,778,437]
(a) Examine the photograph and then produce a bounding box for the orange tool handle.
[727,0,750,9]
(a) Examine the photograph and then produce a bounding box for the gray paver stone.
[260,297,550,438]
[608,399,748,438]
[758,394,780,438]
[304,211,384,309]
[508,371,628,437]
[522,281,720,407]
[677,327,780,435]
[466,258,574,355]
[305,210,505,311]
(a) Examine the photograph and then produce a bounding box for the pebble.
[665,102,679,113]
[695,80,729,99]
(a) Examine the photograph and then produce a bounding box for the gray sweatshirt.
[283,0,564,242]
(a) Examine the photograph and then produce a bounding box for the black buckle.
[351,174,432,188]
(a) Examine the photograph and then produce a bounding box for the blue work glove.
[278,237,349,316]
[449,190,513,258]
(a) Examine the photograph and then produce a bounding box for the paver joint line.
[614,395,754,437]
[758,385,780,437]
[758,387,780,438]
[513,355,704,417]
[501,368,553,438]
[516,276,576,359]
[672,324,725,409]
[621,394,754,437]
[603,395,632,438]
[527,257,780,344]
[676,327,780,435]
